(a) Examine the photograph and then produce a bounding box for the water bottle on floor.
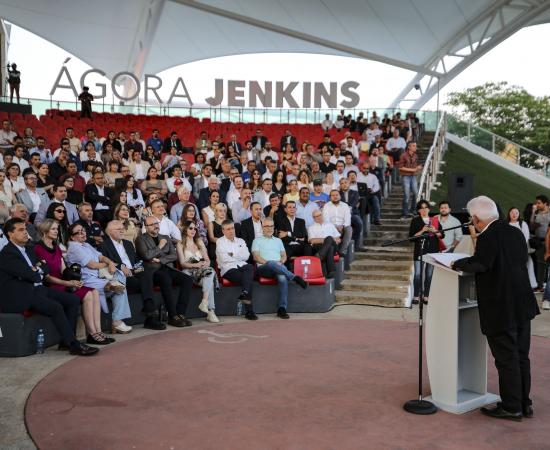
[304,264,309,280]
[36,329,45,354]
[236,301,243,316]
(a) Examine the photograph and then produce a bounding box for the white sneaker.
[199,299,209,313]
[206,311,220,323]
[112,321,132,334]
[542,300,550,310]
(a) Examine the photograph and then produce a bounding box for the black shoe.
[245,311,258,320]
[238,290,251,301]
[69,342,99,356]
[144,316,167,330]
[480,405,522,421]
[277,307,290,319]
[168,315,185,327]
[86,333,111,345]
[293,275,308,289]
[412,298,420,305]
[523,405,534,418]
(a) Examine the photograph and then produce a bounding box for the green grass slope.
[430,142,547,214]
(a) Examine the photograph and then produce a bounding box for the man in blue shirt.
[310,179,329,208]
[296,187,319,228]
[146,129,163,153]
[252,217,308,319]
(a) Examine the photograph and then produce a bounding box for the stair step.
[340,279,409,293]
[351,260,412,271]
[335,290,408,307]
[346,270,412,281]
[368,230,408,239]
[363,245,412,253]
[354,251,411,261]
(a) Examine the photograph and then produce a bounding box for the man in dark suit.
[453,196,540,421]
[100,221,165,330]
[85,171,113,227]
[339,177,365,251]
[274,200,312,262]
[0,218,98,356]
[228,134,243,154]
[280,129,297,151]
[240,202,263,252]
[198,176,227,211]
[136,216,194,328]
[162,131,183,153]
[251,129,267,150]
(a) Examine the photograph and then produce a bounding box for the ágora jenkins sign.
[49,67,360,108]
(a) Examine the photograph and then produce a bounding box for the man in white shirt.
[65,127,82,155]
[342,153,357,177]
[343,136,359,160]
[357,162,381,225]
[231,187,253,224]
[29,137,54,164]
[12,145,30,172]
[226,175,244,208]
[332,161,347,185]
[259,142,278,162]
[129,150,151,182]
[0,120,17,151]
[436,201,463,252]
[167,166,192,194]
[150,199,181,242]
[322,190,353,256]
[366,123,382,143]
[261,160,277,180]
[308,209,341,277]
[321,114,333,131]
[216,219,257,320]
[296,186,319,228]
[254,178,273,208]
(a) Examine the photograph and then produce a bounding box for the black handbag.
[62,262,82,292]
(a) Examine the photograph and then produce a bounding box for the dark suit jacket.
[240,217,261,250]
[0,242,47,311]
[454,220,540,336]
[99,236,139,269]
[280,135,297,151]
[251,136,267,149]
[163,137,183,153]
[274,215,308,245]
[135,232,177,270]
[85,184,113,210]
[339,189,360,216]
[227,141,243,154]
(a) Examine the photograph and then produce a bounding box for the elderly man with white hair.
[453,196,540,421]
[170,186,199,224]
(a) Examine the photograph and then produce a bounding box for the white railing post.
[416,112,446,203]
[492,134,496,153]
[467,121,471,141]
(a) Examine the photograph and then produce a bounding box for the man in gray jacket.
[135,215,194,327]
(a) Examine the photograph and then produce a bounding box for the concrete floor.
[1,302,549,450]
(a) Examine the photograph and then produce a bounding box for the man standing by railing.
[399,142,423,220]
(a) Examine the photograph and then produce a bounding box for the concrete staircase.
[334,133,433,308]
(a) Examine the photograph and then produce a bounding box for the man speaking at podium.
[452,196,540,421]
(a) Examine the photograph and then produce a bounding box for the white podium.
[423,255,499,414]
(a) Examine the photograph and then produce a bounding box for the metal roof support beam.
[170,0,439,76]
[390,0,550,109]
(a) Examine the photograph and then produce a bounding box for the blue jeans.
[368,195,381,222]
[351,214,363,248]
[256,261,295,309]
[413,260,434,298]
[402,175,418,216]
[543,269,550,301]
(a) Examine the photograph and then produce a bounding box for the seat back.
[293,256,325,284]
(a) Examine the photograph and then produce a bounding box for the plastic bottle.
[236,301,243,316]
[304,264,309,279]
[36,329,45,354]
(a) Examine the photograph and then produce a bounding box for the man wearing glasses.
[252,217,308,319]
[136,216,193,327]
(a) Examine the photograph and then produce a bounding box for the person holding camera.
[7,63,21,104]
[177,220,220,323]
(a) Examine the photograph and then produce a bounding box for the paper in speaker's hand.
[427,252,470,269]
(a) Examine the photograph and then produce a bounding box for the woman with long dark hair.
[271,169,287,197]
[141,166,168,198]
[180,203,208,245]
[177,220,219,323]
[124,175,145,210]
[408,200,443,304]
[45,202,70,249]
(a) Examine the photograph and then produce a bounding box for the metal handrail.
[417,112,447,203]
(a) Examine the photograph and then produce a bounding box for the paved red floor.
[26,319,549,450]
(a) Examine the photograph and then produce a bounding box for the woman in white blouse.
[4,163,25,195]
[507,207,537,288]
[0,169,16,207]
[201,190,220,228]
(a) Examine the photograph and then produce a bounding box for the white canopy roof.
[2,0,550,108]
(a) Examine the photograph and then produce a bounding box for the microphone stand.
[381,220,468,415]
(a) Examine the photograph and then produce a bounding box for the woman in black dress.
[408,200,443,304]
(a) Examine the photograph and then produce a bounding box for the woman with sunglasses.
[177,220,220,323]
[34,219,112,345]
[247,169,262,195]
[66,223,133,334]
[45,202,70,250]
[180,203,208,245]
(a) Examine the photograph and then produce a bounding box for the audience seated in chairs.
[274,200,313,263]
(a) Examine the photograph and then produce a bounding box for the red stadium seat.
[293,256,326,285]
[258,276,277,285]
